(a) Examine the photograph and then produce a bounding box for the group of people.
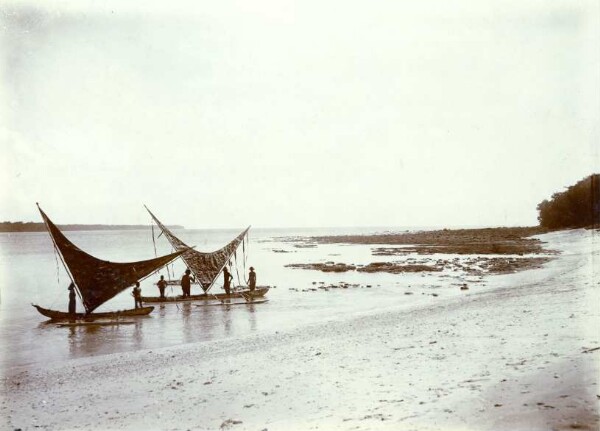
[134,265,257,307]
[223,266,257,294]
[68,266,258,312]
[178,266,257,298]
[190,266,257,297]
[170,266,257,299]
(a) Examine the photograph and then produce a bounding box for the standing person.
[68,282,76,315]
[157,275,167,299]
[132,282,143,309]
[223,267,233,296]
[248,267,256,292]
[181,269,192,298]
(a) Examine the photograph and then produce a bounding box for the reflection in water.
[180,302,195,344]
[222,308,232,336]
[27,299,269,367]
[247,304,257,332]
[132,321,143,349]
[68,326,76,356]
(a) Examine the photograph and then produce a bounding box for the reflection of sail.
[145,206,249,292]
[38,205,185,313]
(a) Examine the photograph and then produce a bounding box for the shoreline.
[2,229,598,430]
[0,223,184,233]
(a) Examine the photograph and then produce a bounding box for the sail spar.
[145,206,249,292]
[38,205,185,313]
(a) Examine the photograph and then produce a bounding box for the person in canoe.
[248,267,256,292]
[157,275,167,299]
[68,282,76,315]
[132,282,143,309]
[181,269,192,297]
[223,267,233,296]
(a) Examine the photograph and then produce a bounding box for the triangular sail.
[145,206,249,292]
[38,205,185,313]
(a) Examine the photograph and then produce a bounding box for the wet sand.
[2,229,599,430]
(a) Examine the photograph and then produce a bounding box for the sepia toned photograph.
[1,0,599,430]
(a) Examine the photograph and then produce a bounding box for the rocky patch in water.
[357,262,443,273]
[306,227,550,255]
[285,262,356,272]
[289,282,367,292]
[285,256,552,276]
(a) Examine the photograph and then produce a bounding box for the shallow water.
[0,226,520,370]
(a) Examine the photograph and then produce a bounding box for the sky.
[1,0,598,228]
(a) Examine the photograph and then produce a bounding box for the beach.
[2,228,599,430]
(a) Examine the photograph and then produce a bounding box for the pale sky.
[1,0,598,228]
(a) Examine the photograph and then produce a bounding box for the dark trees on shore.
[537,174,600,229]
[0,222,184,233]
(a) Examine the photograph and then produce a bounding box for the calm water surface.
[0,227,453,370]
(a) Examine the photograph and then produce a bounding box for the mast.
[37,202,84,304]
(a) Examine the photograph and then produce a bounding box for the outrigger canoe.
[144,206,270,302]
[32,204,184,322]
[33,304,154,321]
[141,286,270,303]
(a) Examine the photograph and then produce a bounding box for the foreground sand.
[2,230,599,430]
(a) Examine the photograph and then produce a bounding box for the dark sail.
[38,205,185,313]
[145,206,249,292]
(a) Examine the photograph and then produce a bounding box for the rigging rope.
[49,246,63,309]
[54,245,60,286]
[243,233,248,284]
[233,252,242,287]
[151,224,158,257]
[168,247,175,280]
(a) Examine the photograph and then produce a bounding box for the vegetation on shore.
[0,222,184,233]
[288,174,599,255]
[537,174,599,229]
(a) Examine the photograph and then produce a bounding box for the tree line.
[537,174,599,229]
[0,222,184,233]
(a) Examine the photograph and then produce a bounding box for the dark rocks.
[285,262,356,272]
[358,262,442,274]
[220,419,242,429]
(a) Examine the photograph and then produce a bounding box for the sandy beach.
[2,228,599,431]
[3,0,598,428]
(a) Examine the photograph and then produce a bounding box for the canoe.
[32,304,154,321]
[141,286,270,303]
[196,299,269,307]
[164,279,199,286]
[55,321,136,327]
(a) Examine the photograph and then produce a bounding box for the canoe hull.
[33,304,154,321]
[141,286,270,303]
[196,299,269,307]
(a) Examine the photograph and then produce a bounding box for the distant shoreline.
[0,222,184,233]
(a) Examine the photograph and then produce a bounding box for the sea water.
[0,227,463,370]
